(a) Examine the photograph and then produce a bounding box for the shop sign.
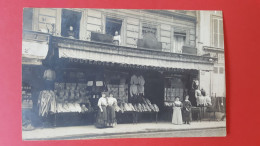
[22,41,49,59]
[67,58,116,66]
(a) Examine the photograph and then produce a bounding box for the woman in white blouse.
[107,93,118,127]
[172,97,183,125]
[95,92,108,128]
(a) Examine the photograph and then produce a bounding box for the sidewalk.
[22,121,226,140]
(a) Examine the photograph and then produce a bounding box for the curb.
[24,126,226,140]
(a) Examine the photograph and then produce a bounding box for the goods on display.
[115,97,159,113]
[130,75,145,97]
[22,84,33,109]
[38,90,56,117]
[56,103,82,113]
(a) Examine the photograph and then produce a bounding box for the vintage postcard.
[22,8,226,140]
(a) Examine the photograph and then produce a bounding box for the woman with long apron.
[183,95,192,124]
[95,92,108,128]
[107,93,118,127]
[172,97,183,125]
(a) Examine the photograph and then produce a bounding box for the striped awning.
[58,47,214,71]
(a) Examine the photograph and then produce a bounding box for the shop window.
[23,8,33,30]
[61,9,82,39]
[164,77,187,104]
[173,31,186,53]
[219,67,224,74]
[213,67,218,74]
[142,24,157,38]
[105,17,122,36]
[212,16,224,48]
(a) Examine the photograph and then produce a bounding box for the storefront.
[28,34,215,126]
[22,30,217,128]
[22,31,50,129]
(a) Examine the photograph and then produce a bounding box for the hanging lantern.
[43,69,56,81]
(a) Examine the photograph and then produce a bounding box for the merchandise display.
[130,75,145,97]
[56,103,82,113]
[116,97,159,113]
[38,90,56,117]
[54,82,93,113]
[22,84,33,109]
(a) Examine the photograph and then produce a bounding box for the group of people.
[95,92,118,128]
[172,96,192,125]
[196,89,212,107]
[172,89,213,125]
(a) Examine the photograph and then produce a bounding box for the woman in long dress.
[95,92,108,128]
[172,97,183,125]
[106,93,117,127]
[183,95,192,124]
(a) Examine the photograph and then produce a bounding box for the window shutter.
[213,18,218,47]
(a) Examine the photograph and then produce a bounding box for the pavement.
[22,120,226,140]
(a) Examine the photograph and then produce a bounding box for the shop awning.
[58,47,214,71]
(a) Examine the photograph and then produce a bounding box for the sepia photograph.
[21,8,226,140]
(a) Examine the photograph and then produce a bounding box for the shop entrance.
[144,71,164,121]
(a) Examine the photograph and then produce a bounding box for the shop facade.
[22,9,218,127]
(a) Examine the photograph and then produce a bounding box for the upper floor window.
[61,9,82,39]
[105,17,123,45]
[105,17,122,36]
[173,28,187,53]
[23,8,33,30]
[137,23,161,50]
[212,16,224,48]
[219,67,224,74]
[213,67,218,74]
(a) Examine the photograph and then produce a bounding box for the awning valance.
[58,48,214,71]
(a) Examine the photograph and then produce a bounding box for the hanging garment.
[38,90,56,117]
[137,76,145,95]
[137,76,145,86]
[130,84,138,97]
[130,75,139,85]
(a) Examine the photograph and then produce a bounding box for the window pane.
[219,20,223,35]
[106,18,122,36]
[214,34,218,47]
[61,9,82,39]
[213,19,218,33]
[174,35,185,53]
[219,34,224,48]
[214,67,218,73]
[219,67,224,74]
[23,8,33,30]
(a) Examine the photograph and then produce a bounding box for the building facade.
[196,11,225,98]
[22,8,220,125]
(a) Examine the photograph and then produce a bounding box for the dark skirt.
[183,109,191,122]
[95,106,107,128]
[107,106,116,126]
